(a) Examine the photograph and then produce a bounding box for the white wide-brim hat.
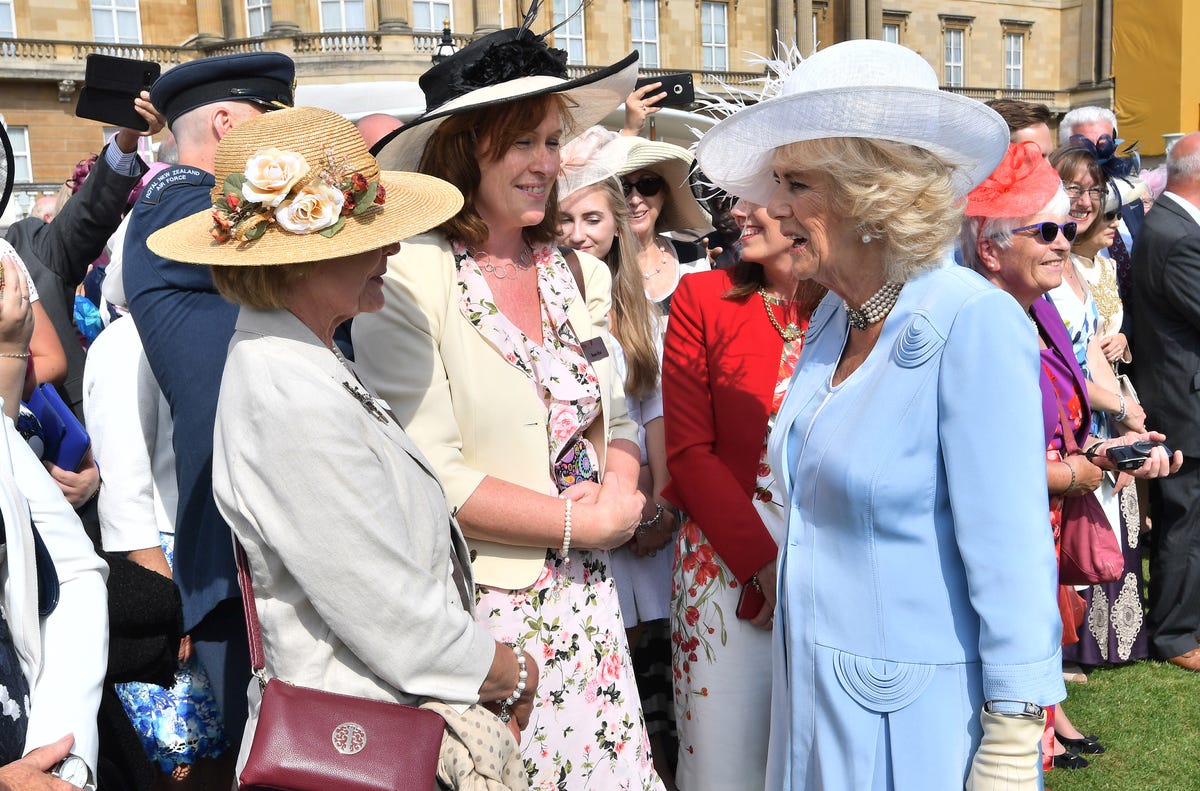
[372,27,639,172]
[696,40,1010,205]
[618,138,711,232]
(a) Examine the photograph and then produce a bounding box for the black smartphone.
[635,72,695,107]
[1106,440,1171,471]
[75,53,161,131]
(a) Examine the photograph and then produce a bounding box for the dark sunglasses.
[1009,221,1078,244]
[621,175,665,198]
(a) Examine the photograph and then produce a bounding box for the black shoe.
[1053,750,1090,770]
[1055,732,1105,754]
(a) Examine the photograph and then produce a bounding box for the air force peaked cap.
[152,52,295,127]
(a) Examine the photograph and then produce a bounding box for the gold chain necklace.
[758,288,805,342]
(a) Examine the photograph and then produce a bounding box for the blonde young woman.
[358,20,664,788]
[558,127,679,787]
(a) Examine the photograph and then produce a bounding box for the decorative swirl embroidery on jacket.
[893,313,945,368]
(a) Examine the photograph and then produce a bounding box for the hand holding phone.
[76,54,161,131]
[635,72,695,108]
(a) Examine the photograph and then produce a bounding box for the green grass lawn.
[1048,660,1200,790]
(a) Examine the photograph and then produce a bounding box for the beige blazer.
[211,308,496,769]
[353,233,638,589]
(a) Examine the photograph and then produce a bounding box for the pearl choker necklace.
[845,281,903,330]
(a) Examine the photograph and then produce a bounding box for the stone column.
[1076,0,1098,85]
[866,0,882,40]
[269,0,302,35]
[1097,0,1112,81]
[795,0,815,54]
[378,0,412,32]
[848,0,866,40]
[474,0,501,35]
[194,2,225,44]
[773,0,795,50]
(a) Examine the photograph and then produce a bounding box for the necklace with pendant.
[642,239,669,281]
[759,288,805,342]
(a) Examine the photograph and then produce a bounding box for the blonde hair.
[593,178,660,399]
[776,138,962,282]
[211,261,320,310]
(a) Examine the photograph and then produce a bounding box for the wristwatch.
[52,754,97,791]
[984,700,1045,719]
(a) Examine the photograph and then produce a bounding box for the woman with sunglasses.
[962,142,1180,775]
[617,140,712,316]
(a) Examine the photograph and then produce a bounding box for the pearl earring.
[861,233,872,244]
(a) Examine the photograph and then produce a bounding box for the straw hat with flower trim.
[696,39,1010,206]
[372,1,638,172]
[148,106,463,266]
[617,138,710,232]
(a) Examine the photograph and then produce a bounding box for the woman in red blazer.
[662,200,825,790]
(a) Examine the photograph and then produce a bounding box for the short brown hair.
[211,261,319,310]
[419,94,573,248]
[985,99,1052,134]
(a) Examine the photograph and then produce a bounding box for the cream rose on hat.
[147,106,464,266]
[275,180,344,234]
[242,148,310,207]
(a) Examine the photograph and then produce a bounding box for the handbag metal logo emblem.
[332,722,367,755]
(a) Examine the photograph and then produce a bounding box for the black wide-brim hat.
[372,27,638,171]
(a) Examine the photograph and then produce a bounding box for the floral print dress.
[115,532,227,773]
[456,242,662,790]
[670,336,802,790]
[0,595,30,765]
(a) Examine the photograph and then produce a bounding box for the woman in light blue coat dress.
[695,40,1068,790]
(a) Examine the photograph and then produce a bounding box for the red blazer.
[663,269,807,583]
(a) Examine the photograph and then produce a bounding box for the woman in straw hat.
[616,139,711,316]
[147,106,536,789]
[355,11,665,788]
[696,40,1071,789]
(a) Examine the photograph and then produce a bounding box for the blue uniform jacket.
[122,165,239,631]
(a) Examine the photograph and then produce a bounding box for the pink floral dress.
[670,336,802,790]
[456,242,663,790]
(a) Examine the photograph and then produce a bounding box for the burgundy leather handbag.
[1053,401,1123,586]
[235,543,445,791]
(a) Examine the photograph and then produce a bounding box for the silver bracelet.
[637,503,664,532]
[560,497,572,561]
[1115,393,1128,422]
[498,644,527,723]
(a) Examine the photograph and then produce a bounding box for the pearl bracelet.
[0,351,30,359]
[498,644,527,723]
[560,497,572,561]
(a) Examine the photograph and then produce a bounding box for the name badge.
[580,337,609,363]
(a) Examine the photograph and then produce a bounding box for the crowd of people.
[1,17,1198,791]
